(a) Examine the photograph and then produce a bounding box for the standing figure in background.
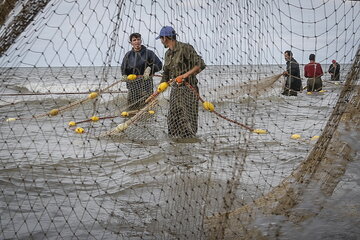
[282,50,301,96]
[156,26,206,138]
[304,54,324,92]
[121,33,162,111]
[328,59,341,81]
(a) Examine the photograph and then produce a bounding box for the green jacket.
[161,41,206,85]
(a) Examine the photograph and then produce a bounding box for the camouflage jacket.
[161,41,206,85]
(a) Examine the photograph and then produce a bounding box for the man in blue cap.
[156,26,206,138]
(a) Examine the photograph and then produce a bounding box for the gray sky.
[0,0,359,67]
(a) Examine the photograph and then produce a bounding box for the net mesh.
[1,1,359,239]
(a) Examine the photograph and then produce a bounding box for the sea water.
[0,65,358,239]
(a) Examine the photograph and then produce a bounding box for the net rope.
[0,1,359,239]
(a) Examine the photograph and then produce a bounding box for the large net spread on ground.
[1,1,359,239]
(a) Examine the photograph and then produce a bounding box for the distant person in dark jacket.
[121,33,162,110]
[282,50,301,96]
[304,54,324,92]
[328,59,340,81]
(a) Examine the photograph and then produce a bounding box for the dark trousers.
[307,77,322,92]
[330,73,340,81]
[282,77,302,96]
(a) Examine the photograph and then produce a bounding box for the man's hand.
[282,71,288,76]
[175,74,188,84]
[143,67,151,80]
[122,75,128,81]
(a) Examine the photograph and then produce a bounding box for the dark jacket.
[121,45,162,76]
[121,45,162,110]
[328,62,340,81]
[285,57,301,91]
[328,62,340,75]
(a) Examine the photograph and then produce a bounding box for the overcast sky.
[0,0,359,67]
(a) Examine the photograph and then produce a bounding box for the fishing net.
[0,1,359,239]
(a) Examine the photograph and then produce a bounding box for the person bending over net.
[121,33,163,111]
[156,26,206,138]
[282,50,302,96]
[304,54,324,92]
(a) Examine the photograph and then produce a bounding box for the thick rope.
[185,82,254,132]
